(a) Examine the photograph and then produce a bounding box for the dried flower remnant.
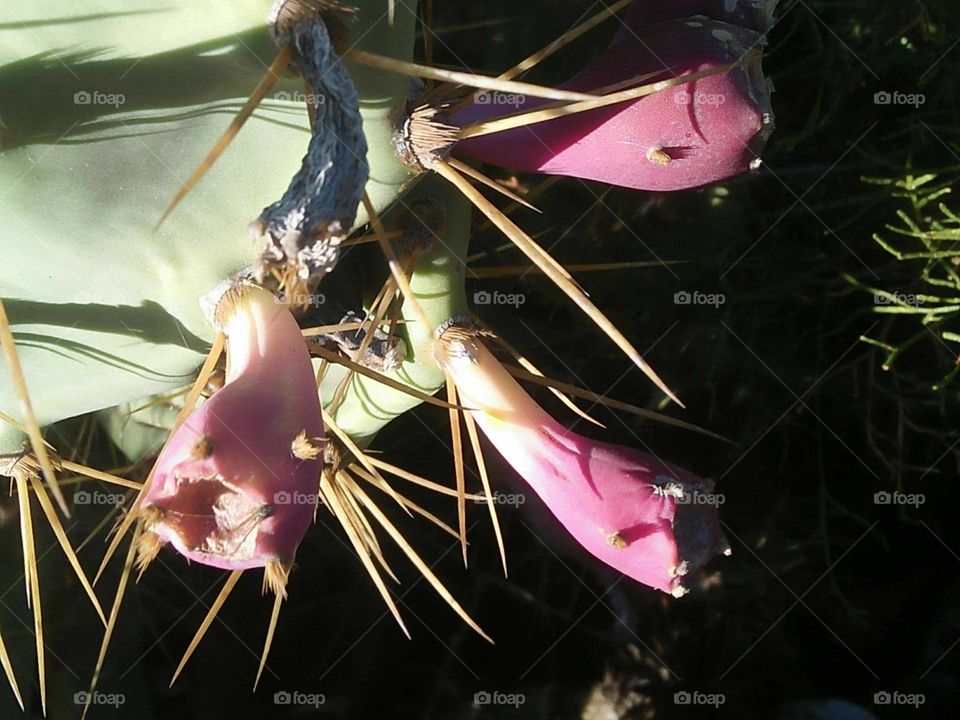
[252,0,369,287]
[435,323,729,595]
[138,284,324,587]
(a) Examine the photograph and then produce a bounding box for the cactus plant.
[0,0,419,454]
[0,0,777,712]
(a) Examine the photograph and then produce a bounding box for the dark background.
[3,1,960,718]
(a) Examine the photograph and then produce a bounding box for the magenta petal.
[142,287,323,571]
[451,18,774,192]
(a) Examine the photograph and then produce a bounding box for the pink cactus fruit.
[449,17,774,192]
[138,284,324,584]
[436,324,729,596]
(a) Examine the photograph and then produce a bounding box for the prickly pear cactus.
[0,0,423,453]
[0,1,774,712]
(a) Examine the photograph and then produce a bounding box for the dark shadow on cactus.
[0,28,304,149]
[3,299,209,353]
[14,333,197,381]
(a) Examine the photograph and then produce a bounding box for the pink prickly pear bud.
[138,285,324,586]
[450,17,774,192]
[435,324,729,595]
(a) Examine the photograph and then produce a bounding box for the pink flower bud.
[140,285,324,574]
[436,325,729,595]
[451,17,774,192]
